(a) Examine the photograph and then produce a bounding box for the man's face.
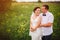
[41,7,46,13]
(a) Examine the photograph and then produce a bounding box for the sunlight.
[41,0,60,2]
[14,0,60,2]
[16,0,38,2]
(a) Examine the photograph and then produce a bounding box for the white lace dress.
[29,14,42,40]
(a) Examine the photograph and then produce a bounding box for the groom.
[40,5,54,40]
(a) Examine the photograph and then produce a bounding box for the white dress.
[29,14,42,40]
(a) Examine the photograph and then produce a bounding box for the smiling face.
[41,6,47,13]
[34,8,40,16]
[41,5,49,13]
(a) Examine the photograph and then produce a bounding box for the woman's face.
[34,8,40,16]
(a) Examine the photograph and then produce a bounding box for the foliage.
[0,0,12,13]
[0,2,60,40]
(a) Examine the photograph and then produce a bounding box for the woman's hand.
[30,27,34,32]
[30,27,37,32]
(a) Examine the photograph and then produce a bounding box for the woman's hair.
[33,7,40,13]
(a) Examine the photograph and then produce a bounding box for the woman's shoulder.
[31,12,34,17]
[39,13,42,17]
[30,12,34,19]
[37,14,42,20]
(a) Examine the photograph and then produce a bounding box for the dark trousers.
[42,34,52,40]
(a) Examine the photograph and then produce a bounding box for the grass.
[0,2,60,40]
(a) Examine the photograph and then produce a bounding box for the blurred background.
[0,0,60,40]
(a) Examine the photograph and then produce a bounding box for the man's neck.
[43,11,48,14]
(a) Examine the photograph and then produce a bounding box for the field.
[0,2,60,40]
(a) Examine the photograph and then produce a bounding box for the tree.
[38,0,41,2]
[0,0,12,40]
[0,0,12,13]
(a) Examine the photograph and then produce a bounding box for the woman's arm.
[33,16,42,31]
[30,16,34,32]
[30,20,32,29]
[30,20,36,32]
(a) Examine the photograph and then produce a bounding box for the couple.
[29,5,54,40]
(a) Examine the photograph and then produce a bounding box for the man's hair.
[43,5,49,10]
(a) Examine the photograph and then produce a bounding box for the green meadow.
[0,2,60,40]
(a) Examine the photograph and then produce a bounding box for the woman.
[29,7,42,40]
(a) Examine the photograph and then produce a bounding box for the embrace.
[29,5,54,40]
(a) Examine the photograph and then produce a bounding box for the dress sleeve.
[30,13,34,21]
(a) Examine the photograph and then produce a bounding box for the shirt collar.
[42,11,49,16]
[45,11,49,15]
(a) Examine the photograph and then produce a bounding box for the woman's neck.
[34,14,39,17]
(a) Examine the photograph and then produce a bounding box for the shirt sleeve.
[48,14,54,23]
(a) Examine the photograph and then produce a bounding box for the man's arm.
[40,22,53,27]
[40,13,54,27]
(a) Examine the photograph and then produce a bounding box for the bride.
[29,7,42,40]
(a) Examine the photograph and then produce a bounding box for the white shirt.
[40,11,54,36]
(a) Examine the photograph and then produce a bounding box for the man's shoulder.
[48,11,53,16]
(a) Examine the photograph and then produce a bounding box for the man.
[40,5,54,40]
